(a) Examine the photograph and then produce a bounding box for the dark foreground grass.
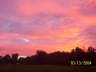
[0,64,96,72]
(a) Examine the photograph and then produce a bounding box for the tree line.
[0,46,96,65]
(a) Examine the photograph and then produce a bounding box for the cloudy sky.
[0,0,96,56]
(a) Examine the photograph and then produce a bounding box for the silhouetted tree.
[36,50,47,64]
[87,47,96,65]
[18,57,25,64]
[75,47,85,54]
[71,47,85,61]
[0,47,96,65]
[1,54,11,64]
[11,53,19,64]
[88,46,95,53]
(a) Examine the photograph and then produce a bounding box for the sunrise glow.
[0,0,96,56]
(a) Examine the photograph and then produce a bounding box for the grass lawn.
[0,64,95,72]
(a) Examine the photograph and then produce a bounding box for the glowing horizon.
[0,0,96,56]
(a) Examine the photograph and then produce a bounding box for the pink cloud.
[0,0,96,56]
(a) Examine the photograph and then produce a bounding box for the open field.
[0,65,96,72]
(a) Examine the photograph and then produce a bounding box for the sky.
[0,0,96,56]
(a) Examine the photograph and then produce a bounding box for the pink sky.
[0,0,96,56]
